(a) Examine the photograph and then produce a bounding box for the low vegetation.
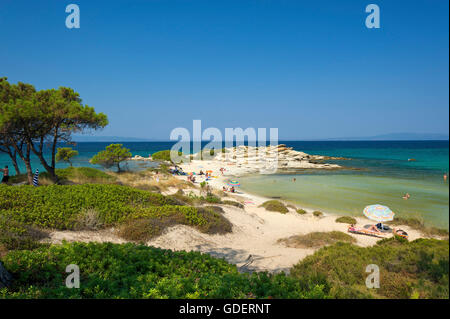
[296,209,307,215]
[9,167,116,185]
[312,211,323,217]
[0,184,232,244]
[259,200,289,214]
[50,167,116,184]
[291,237,449,299]
[0,216,48,253]
[152,150,183,162]
[279,231,356,248]
[335,216,357,224]
[0,242,328,299]
[169,191,223,206]
[118,206,232,242]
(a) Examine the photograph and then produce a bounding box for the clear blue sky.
[1,0,448,140]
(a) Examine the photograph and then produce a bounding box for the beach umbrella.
[363,204,395,223]
[227,180,241,187]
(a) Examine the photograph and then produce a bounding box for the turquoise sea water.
[238,141,449,229]
[1,140,448,228]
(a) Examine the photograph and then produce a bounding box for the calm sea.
[1,140,448,228]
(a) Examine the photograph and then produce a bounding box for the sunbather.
[348,224,385,237]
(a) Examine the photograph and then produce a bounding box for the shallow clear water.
[238,141,449,229]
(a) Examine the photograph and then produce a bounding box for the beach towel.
[348,227,386,238]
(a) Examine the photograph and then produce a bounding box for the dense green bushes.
[0,184,233,245]
[0,242,328,299]
[0,217,48,252]
[0,184,230,233]
[259,200,289,214]
[0,184,177,229]
[118,206,232,242]
[152,150,183,162]
[291,237,449,299]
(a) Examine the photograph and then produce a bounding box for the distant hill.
[327,133,449,141]
[71,135,157,142]
[72,133,449,142]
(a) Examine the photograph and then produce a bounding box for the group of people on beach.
[222,186,235,193]
[198,170,212,178]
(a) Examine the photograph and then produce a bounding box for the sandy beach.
[44,151,429,273]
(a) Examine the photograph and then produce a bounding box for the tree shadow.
[193,243,289,274]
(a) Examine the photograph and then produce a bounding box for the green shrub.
[0,242,329,299]
[118,218,172,242]
[279,231,356,248]
[73,209,104,231]
[51,167,116,184]
[312,211,323,217]
[152,150,183,162]
[335,216,357,224]
[181,192,223,205]
[296,209,307,215]
[0,216,48,251]
[0,184,189,230]
[259,200,289,214]
[118,206,231,241]
[205,194,221,204]
[291,237,449,299]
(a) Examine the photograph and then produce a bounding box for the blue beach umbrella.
[363,204,395,223]
[227,180,241,187]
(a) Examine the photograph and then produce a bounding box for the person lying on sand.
[348,224,384,237]
[367,225,382,233]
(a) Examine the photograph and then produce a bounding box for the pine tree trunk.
[24,158,33,185]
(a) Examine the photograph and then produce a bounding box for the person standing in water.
[444,173,448,182]
[1,166,9,184]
